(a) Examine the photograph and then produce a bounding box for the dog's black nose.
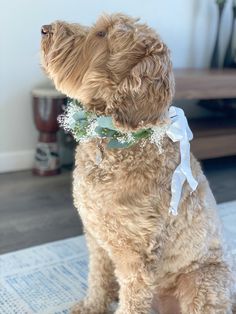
[41,25,52,36]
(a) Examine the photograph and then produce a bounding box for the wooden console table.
[174,69,236,159]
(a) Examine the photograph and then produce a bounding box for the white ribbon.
[166,106,198,215]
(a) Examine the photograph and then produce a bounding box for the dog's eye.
[96,31,107,37]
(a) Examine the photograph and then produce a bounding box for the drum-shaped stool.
[32,87,66,176]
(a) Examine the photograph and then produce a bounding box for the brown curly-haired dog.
[41,14,234,314]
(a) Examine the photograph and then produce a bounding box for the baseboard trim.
[0,150,35,173]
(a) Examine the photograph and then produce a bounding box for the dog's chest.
[72,142,173,249]
[73,156,128,242]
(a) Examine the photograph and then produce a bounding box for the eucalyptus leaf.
[79,120,88,127]
[97,116,117,130]
[95,126,117,138]
[107,139,133,149]
[94,126,105,137]
[72,111,87,121]
[68,121,77,129]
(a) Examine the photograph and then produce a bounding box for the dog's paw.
[71,301,91,314]
[70,300,107,314]
[70,301,88,314]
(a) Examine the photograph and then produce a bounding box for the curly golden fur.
[41,13,234,314]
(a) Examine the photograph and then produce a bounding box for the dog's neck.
[59,101,198,215]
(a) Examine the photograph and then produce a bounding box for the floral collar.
[58,99,168,149]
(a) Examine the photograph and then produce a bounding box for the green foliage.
[63,99,153,149]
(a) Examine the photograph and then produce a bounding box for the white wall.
[0,0,233,172]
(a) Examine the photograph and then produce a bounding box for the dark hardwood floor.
[0,156,236,254]
[0,169,82,254]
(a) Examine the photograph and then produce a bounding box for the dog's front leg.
[71,232,119,314]
[113,251,157,314]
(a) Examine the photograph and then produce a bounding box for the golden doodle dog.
[41,13,235,314]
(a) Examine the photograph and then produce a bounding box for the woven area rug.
[0,201,235,314]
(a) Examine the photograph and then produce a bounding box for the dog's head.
[41,14,174,130]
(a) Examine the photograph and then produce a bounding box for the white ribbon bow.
[166,106,198,215]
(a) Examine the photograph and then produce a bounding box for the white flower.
[150,125,168,153]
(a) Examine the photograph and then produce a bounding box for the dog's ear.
[107,39,175,130]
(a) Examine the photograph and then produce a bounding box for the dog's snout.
[41,25,52,36]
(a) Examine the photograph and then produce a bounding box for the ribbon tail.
[179,138,198,192]
[167,106,198,215]
[169,165,186,215]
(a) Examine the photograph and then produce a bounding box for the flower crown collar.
[58,99,168,149]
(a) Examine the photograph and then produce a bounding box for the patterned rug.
[0,201,235,314]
